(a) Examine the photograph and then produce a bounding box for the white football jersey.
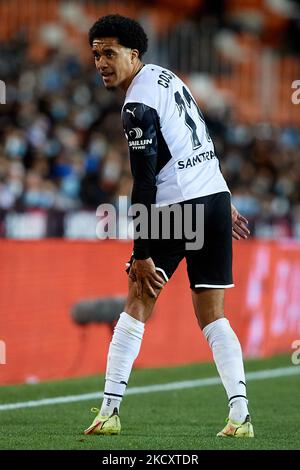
[122,64,230,207]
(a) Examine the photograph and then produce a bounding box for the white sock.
[100,311,145,416]
[229,398,249,424]
[203,317,249,423]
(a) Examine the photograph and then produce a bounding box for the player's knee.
[150,282,164,297]
[125,293,157,322]
[197,311,225,330]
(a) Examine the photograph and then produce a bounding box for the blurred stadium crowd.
[0,0,300,238]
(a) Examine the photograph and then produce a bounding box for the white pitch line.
[0,365,299,411]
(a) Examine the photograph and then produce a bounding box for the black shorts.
[126,191,233,289]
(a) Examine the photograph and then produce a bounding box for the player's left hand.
[231,204,250,240]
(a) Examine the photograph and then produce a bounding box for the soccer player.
[84,14,254,438]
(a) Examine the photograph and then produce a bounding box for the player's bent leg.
[84,277,165,435]
[191,287,225,330]
[124,275,164,322]
[217,415,254,438]
[191,288,253,437]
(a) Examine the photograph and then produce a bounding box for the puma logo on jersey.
[126,107,136,117]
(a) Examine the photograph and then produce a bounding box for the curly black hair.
[89,14,148,58]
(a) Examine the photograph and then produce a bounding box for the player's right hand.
[129,258,165,299]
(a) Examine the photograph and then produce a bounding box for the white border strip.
[155,267,169,282]
[0,366,298,411]
[194,284,234,288]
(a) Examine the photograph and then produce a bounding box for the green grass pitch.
[0,354,299,450]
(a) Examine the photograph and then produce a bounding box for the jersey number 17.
[175,86,211,150]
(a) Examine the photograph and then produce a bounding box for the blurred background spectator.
[0,0,299,239]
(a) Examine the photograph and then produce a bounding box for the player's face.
[92,38,137,90]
